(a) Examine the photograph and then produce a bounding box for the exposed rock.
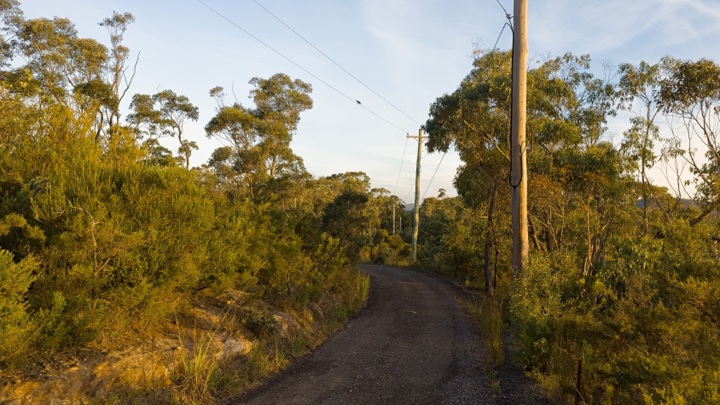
[0,323,254,404]
[271,310,299,338]
[217,289,250,305]
[92,342,177,391]
[211,335,253,362]
[0,340,177,404]
[187,306,222,330]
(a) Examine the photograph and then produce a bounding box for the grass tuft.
[174,331,220,404]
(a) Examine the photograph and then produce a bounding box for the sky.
[18,0,720,204]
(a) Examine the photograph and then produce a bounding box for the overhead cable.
[403,147,434,203]
[492,23,511,50]
[394,137,410,195]
[252,0,423,127]
[490,0,514,52]
[193,0,409,134]
[422,152,447,200]
[495,0,511,20]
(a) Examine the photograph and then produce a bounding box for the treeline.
[418,51,720,403]
[0,0,408,376]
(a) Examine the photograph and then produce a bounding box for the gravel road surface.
[232,264,550,405]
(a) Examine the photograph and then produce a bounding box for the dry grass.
[84,269,372,404]
[174,331,220,404]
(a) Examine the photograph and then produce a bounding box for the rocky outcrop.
[0,333,256,405]
[271,310,300,338]
[0,288,290,405]
[0,339,179,404]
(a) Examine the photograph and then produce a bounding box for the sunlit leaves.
[205,74,313,198]
[127,89,199,168]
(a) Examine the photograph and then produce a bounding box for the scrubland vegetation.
[0,2,407,402]
[417,50,720,403]
[3,0,720,403]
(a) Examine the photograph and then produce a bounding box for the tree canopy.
[420,50,720,403]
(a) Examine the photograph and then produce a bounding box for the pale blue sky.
[20,0,720,202]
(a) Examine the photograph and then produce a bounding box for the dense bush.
[420,49,720,403]
[0,3,397,378]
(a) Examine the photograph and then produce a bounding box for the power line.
[490,0,514,52]
[422,152,447,201]
[492,22,511,51]
[495,0,511,20]
[402,145,435,203]
[403,149,421,203]
[394,136,410,195]
[252,0,423,128]
[404,177,415,204]
[193,0,410,134]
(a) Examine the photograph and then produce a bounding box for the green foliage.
[0,3,377,383]
[508,233,720,404]
[364,229,410,265]
[241,308,278,338]
[205,74,312,198]
[322,191,369,257]
[423,50,720,403]
[128,89,199,169]
[417,196,486,283]
[509,252,573,369]
[0,248,38,366]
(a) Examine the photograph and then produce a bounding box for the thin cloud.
[531,0,720,57]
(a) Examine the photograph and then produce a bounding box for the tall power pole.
[408,129,426,263]
[511,0,529,276]
[392,204,396,235]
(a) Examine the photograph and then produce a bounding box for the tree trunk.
[642,117,649,236]
[545,209,554,252]
[582,200,592,276]
[484,187,497,296]
[527,214,544,252]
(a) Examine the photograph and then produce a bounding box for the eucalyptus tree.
[421,52,720,403]
[12,15,108,106]
[660,58,720,225]
[0,0,22,68]
[618,58,677,234]
[425,50,618,290]
[97,11,136,130]
[425,50,512,293]
[0,8,138,146]
[127,90,199,169]
[205,73,312,198]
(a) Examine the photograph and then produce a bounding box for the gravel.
[229,264,553,405]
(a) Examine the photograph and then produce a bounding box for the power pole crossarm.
[408,129,426,264]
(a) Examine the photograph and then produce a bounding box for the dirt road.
[233,264,549,405]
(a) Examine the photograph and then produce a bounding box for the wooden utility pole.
[408,129,426,263]
[511,0,529,276]
[392,204,396,235]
